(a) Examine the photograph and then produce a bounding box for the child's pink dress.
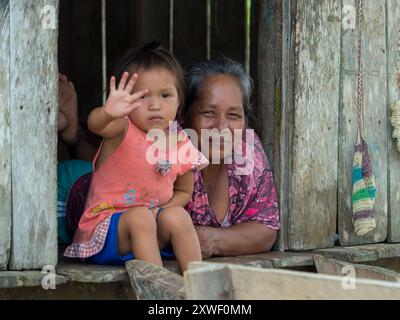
[64,119,208,258]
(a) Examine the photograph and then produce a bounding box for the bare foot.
[59,74,79,145]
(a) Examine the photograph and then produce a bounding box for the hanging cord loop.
[397,25,400,91]
[356,0,365,142]
[351,0,377,236]
[390,25,400,152]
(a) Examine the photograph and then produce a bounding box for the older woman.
[63,57,279,259]
[183,58,280,258]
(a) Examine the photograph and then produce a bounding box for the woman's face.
[187,75,246,162]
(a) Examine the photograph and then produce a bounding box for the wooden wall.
[280,0,400,250]
[58,0,262,135]
[338,0,387,246]
[387,0,400,243]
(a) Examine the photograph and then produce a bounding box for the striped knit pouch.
[351,139,376,236]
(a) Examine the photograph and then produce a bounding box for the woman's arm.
[195,222,277,258]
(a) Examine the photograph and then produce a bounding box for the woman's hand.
[104,72,148,119]
[195,226,219,259]
[58,74,79,145]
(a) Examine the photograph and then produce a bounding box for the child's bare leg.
[157,206,201,272]
[118,207,162,266]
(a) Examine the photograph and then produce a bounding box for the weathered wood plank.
[0,281,135,299]
[338,0,387,246]
[209,252,313,268]
[126,260,185,300]
[387,0,400,243]
[249,0,259,104]
[288,0,341,250]
[278,0,296,251]
[312,243,400,263]
[57,262,130,283]
[0,0,11,271]
[257,0,284,251]
[185,262,400,300]
[56,250,314,286]
[313,246,379,263]
[184,263,234,300]
[257,0,278,159]
[8,0,58,270]
[0,271,66,289]
[313,255,400,282]
[353,243,400,259]
[365,258,400,273]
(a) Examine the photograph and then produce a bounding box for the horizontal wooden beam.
[185,262,400,299]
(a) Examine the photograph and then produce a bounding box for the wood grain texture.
[257,0,278,160]
[126,260,185,300]
[313,243,400,263]
[8,0,58,270]
[288,0,341,250]
[278,0,296,251]
[185,262,400,299]
[313,255,400,282]
[387,0,400,243]
[338,0,387,246]
[0,0,11,271]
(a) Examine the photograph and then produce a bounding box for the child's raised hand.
[104,72,148,119]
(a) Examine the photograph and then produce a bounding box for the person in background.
[183,57,280,258]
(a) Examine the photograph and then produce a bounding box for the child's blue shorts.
[89,211,174,266]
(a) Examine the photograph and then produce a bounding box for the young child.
[64,42,208,272]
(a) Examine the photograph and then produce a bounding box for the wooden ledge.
[0,251,315,287]
[56,251,315,284]
[312,243,400,263]
[0,271,67,289]
[4,243,400,288]
[184,262,400,300]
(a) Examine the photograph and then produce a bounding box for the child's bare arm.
[88,72,148,139]
[161,171,194,209]
[88,107,127,139]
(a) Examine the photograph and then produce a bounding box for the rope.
[397,25,400,94]
[351,0,377,236]
[397,25,400,91]
[356,0,365,142]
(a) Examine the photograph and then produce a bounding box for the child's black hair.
[112,41,185,120]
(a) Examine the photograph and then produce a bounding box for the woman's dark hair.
[112,41,185,118]
[184,57,253,119]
